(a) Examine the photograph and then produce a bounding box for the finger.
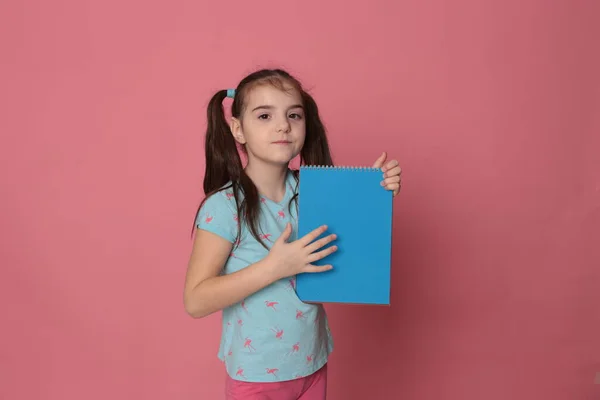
[276,223,293,243]
[386,183,400,196]
[305,233,337,253]
[299,225,328,246]
[382,159,399,172]
[380,176,401,186]
[303,264,333,273]
[372,152,387,169]
[307,245,338,263]
[383,165,402,178]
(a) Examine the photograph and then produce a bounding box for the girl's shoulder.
[195,184,240,241]
[199,183,240,213]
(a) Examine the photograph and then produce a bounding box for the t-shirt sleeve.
[195,191,237,243]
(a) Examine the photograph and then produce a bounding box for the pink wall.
[1,0,599,399]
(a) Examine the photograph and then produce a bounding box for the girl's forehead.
[244,84,302,108]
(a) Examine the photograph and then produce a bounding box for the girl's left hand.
[373,152,402,197]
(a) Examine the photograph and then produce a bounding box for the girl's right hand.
[266,223,337,280]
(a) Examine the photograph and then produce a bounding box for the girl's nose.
[276,117,291,133]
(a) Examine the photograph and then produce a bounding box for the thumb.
[372,151,387,169]
[277,223,293,243]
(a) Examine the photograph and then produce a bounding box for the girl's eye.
[289,113,303,120]
[258,114,270,120]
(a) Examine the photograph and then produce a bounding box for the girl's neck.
[244,161,289,203]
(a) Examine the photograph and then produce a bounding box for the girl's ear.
[230,117,247,145]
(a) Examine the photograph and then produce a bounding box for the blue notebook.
[296,165,393,305]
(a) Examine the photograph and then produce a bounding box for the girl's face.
[231,83,306,167]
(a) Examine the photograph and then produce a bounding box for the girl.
[184,68,402,400]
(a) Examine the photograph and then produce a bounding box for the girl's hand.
[265,223,337,280]
[373,151,403,196]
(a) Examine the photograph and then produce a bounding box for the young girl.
[184,68,402,400]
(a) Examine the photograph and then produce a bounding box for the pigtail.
[300,91,334,167]
[191,90,245,238]
[203,90,244,195]
[238,170,268,249]
[192,89,269,248]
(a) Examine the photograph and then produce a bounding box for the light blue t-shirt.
[195,169,334,383]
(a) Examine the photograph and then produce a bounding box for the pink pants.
[225,364,327,400]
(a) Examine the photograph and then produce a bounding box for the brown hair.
[193,69,334,248]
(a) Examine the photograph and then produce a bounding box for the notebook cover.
[296,165,393,305]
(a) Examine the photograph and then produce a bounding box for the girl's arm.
[183,229,278,318]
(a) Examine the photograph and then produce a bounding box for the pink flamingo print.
[236,367,246,378]
[265,301,278,311]
[226,192,234,200]
[296,309,306,320]
[285,342,300,357]
[277,210,285,219]
[244,338,256,352]
[230,252,236,258]
[306,355,313,364]
[288,279,296,290]
[260,233,272,242]
[266,368,279,379]
[204,214,213,223]
[241,300,248,313]
[260,197,266,204]
[233,213,238,222]
[237,319,243,326]
[270,327,284,339]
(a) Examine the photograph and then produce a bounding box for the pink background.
[1,0,599,399]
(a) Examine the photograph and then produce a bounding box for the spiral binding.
[300,165,381,171]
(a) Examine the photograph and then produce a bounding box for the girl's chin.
[266,152,299,165]
[248,148,300,167]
